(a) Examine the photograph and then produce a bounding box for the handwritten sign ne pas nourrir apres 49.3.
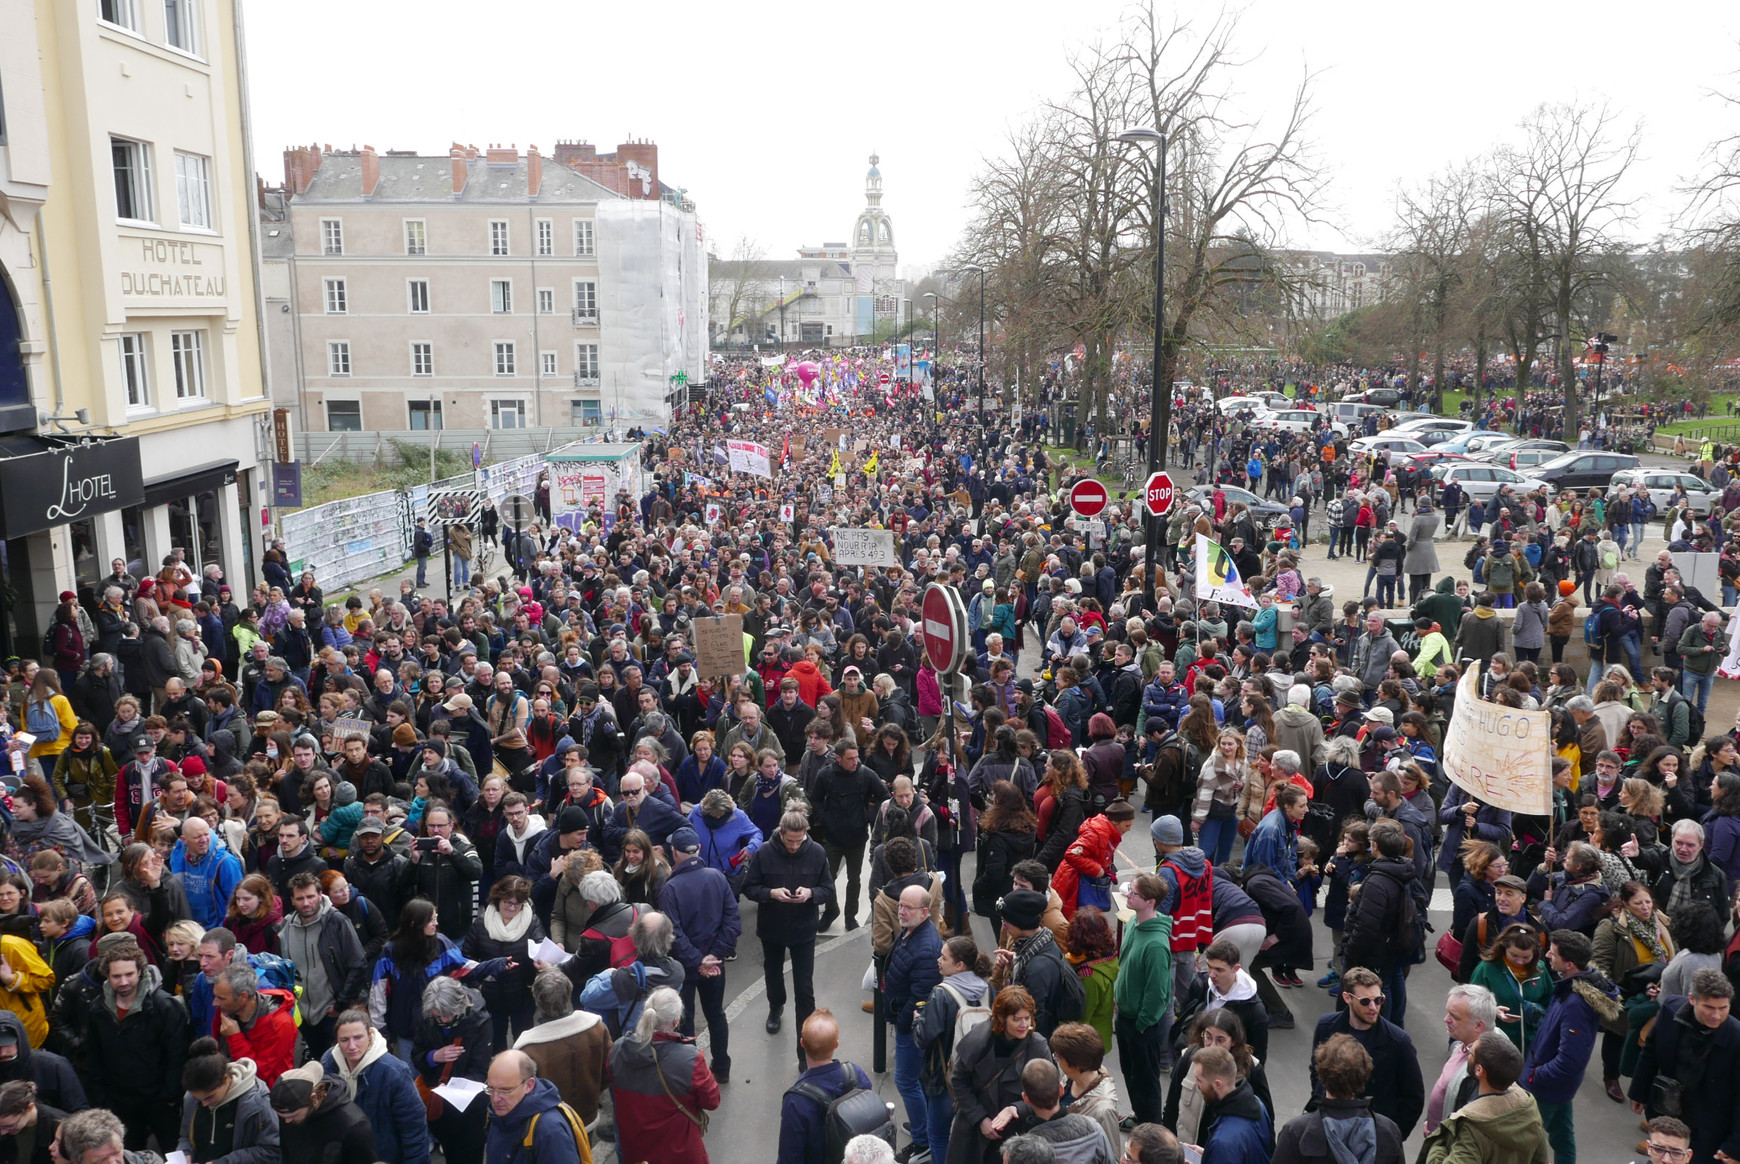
[831,528,899,567]
[1441,663,1553,815]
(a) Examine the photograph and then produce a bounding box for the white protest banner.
[779,503,796,523]
[1718,606,1740,680]
[1441,663,1552,815]
[704,503,721,525]
[726,440,772,478]
[832,527,900,567]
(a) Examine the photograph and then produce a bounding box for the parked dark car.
[1185,484,1290,531]
[1532,450,1641,491]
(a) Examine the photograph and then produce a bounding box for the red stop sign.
[1069,478,1108,518]
[879,372,891,384]
[1144,470,1177,517]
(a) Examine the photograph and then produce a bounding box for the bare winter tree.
[1114,3,1326,467]
[708,236,769,346]
[1385,167,1478,410]
[1677,72,1740,357]
[1490,103,1639,441]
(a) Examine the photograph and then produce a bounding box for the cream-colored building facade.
[265,143,708,434]
[0,0,269,651]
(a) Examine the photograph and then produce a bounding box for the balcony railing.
[572,309,598,327]
[573,372,600,388]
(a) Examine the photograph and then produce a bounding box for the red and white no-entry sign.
[921,582,969,674]
[1144,470,1177,517]
[1069,478,1109,518]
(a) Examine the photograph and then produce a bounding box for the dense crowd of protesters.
[2,351,1740,1164]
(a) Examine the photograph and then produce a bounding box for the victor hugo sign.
[0,437,145,539]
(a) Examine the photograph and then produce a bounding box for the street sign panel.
[500,493,538,527]
[921,582,968,675]
[1069,479,1109,519]
[1143,471,1177,518]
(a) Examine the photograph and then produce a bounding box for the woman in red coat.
[1053,799,1136,918]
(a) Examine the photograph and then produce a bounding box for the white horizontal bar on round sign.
[925,618,953,640]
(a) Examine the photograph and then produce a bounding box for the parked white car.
[1249,408,1348,438]
[1347,434,1427,457]
[1608,468,1721,515]
[1391,416,1474,435]
[1430,461,1555,502]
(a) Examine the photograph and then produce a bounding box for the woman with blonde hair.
[1193,728,1247,864]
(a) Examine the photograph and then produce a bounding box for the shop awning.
[141,459,239,507]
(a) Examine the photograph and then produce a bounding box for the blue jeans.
[1382,962,1408,1028]
[1376,574,1397,608]
[894,1029,929,1149]
[1199,815,1237,864]
[925,1083,954,1162]
[1630,522,1645,554]
[415,555,428,586]
[1682,668,1716,714]
[453,554,471,588]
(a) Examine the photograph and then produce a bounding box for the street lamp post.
[959,265,987,412]
[924,291,947,388]
[1118,126,1168,611]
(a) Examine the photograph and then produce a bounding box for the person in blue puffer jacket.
[689,789,763,892]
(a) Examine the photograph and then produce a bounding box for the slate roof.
[298,155,624,204]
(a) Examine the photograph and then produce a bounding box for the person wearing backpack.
[778,1009,881,1164]
[483,1048,594,1164]
[946,985,1053,1164]
[990,888,1085,1038]
[914,935,994,1164]
[1342,820,1422,1027]
[22,671,78,782]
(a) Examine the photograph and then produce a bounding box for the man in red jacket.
[212,964,297,1085]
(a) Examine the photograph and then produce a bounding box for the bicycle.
[80,801,121,892]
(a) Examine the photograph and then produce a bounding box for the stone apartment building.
[262,139,707,434]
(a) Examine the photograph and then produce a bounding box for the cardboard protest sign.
[832,528,900,567]
[692,613,745,678]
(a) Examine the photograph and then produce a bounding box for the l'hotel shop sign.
[0,437,145,539]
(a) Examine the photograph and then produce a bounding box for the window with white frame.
[537,288,554,315]
[171,330,206,399]
[571,400,602,426]
[575,342,599,381]
[411,342,432,376]
[327,341,351,376]
[536,219,553,256]
[489,220,509,256]
[174,151,212,229]
[404,219,426,255]
[493,342,516,376]
[110,137,153,222]
[119,333,150,408]
[407,279,429,314]
[321,218,343,255]
[541,351,557,376]
[163,0,198,53]
[99,0,140,32]
[323,277,347,314]
[573,219,594,257]
[490,279,513,314]
[490,400,526,429]
[572,280,597,321]
[326,400,362,431]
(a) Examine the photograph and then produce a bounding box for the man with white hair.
[843,1133,898,1164]
[1424,983,1498,1134]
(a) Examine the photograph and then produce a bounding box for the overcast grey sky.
[243,0,1739,266]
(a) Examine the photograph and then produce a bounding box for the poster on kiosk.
[546,444,646,533]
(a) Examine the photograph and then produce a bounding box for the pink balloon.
[795,361,821,386]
